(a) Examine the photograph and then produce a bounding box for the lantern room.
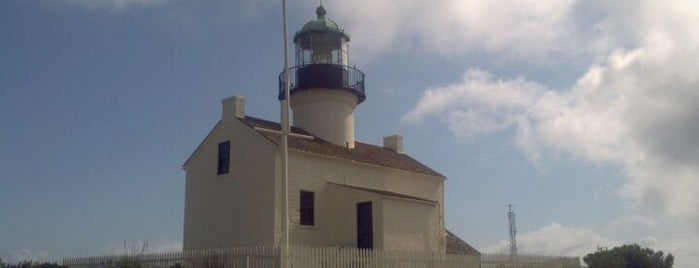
[294,6,349,66]
[279,5,365,104]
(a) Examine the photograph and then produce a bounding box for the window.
[217,141,230,175]
[300,190,314,226]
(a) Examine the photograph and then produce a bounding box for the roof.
[239,116,445,178]
[446,230,481,255]
[294,5,350,43]
[328,182,438,204]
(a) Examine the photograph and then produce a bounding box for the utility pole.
[280,0,291,267]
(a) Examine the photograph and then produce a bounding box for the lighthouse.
[279,5,365,149]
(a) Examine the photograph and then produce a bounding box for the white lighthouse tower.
[279,5,366,149]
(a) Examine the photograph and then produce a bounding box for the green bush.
[584,244,674,268]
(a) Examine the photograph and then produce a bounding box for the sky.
[1,0,697,267]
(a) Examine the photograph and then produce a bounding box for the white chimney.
[222,95,245,120]
[383,135,403,153]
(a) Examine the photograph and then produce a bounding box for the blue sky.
[2,0,698,267]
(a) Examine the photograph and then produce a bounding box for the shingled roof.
[239,116,445,178]
[446,230,480,255]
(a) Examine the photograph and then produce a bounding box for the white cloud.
[405,0,699,265]
[607,215,657,231]
[483,224,697,268]
[324,0,583,63]
[653,236,699,268]
[406,0,699,229]
[483,223,617,257]
[404,68,546,141]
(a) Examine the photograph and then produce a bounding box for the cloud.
[483,223,617,257]
[405,0,699,264]
[326,0,584,63]
[652,236,699,268]
[406,0,699,227]
[403,68,546,141]
[607,215,656,232]
[483,224,697,268]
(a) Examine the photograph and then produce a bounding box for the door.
[356,202,373,249]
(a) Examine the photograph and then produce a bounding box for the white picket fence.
[481,253,580,268]
[63,247,279,268]
[290,247,480,268]
[63,246,579,268]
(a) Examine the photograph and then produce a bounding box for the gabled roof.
[446,230,481,255]
[239,116,445,178]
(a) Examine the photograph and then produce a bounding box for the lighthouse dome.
[294,5,350,43]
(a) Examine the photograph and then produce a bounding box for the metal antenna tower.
[508,204,518,256]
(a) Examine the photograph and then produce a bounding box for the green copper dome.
[294,5,350,43]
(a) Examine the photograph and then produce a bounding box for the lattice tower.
[508,204,518,256]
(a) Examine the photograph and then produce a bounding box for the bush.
[584,244,674,268]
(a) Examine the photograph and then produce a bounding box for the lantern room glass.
[295,33,348,66]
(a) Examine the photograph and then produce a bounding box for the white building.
[182,5,478,255]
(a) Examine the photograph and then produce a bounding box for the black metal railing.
[279,64,366,104]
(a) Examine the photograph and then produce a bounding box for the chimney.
[222,95,245,120]
[383,135,403,154]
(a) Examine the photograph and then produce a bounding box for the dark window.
[300,190,314,226]
[217,141,230,175]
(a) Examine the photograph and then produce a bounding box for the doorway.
[356,202,373,249]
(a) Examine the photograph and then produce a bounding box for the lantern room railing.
[279,64,366,104]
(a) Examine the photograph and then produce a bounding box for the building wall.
[285,149,445,252]
[183,118,277,250]
[325,184,384,249]
[381,198,441,251]
[184,115,445,252]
